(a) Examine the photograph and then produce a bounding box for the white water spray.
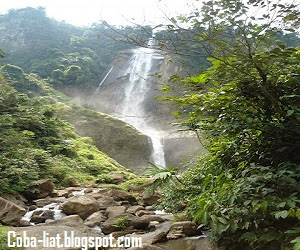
[115,40,166,168]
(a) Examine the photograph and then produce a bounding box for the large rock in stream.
[61,195,100,219]
[23,179,54,200]
[0,197,27,226]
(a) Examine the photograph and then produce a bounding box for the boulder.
[98,195,119,209]
[107,189,137,204]
[136,210,155,217]
[29,205,37,211]
[0,197,26,226]
[31,215,46,224]
[109,173,125,184]
[1,194,28,209]
[102,213,150,234]
[127,222,172,246]
[84,211,107,227]
[50,190,58,197]
[23,179,54,200]
[105,206,127,218]
[34,197,65,207]
[42,210,55,220]
[56,189,69,198]
[61,196,100,220]
[126,205,144,215]
[120,200,131,208]
[167,221,197,239]
[140,215,166,223]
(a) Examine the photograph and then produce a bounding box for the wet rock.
[42,210,55,220]
[111,229,143,238]
[126,205,144,214]
[167,221,197,239]
[105,206,127,218]
[29,205,37,211]
[0,197,26,226]
[31,215,46,224]
[84,211,107,227]
[61,196,100,220]
[46,214,83,224]
[145,206,155,211]
[23,179,54,200]
[32,210,43,217]
[85,188,93,193]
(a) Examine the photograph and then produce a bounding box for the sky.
[0,0,192,27]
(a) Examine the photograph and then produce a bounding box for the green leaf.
[217,217,228,224]
[274,210,289,219]
[287,110,295,116]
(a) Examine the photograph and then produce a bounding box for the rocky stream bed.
[0,179,217,250]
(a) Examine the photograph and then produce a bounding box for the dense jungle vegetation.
[151,0,300,249]
[0,8,152,194]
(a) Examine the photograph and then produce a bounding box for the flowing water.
[22,188,86,224]
[90,37,166,167]
[114,38,166,167]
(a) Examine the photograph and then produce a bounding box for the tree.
[154,0,300,249]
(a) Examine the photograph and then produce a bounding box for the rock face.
[23,179,54,200]
[61,196,100,219]
[0,197,26,226]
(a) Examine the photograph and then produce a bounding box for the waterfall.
[116,41,166,168]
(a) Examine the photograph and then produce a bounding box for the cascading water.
[115,37,166,167]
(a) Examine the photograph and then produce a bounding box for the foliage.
[158,0,300,249]
[0,7,151,92]
[113,216,131,231]
[0,70,135,194]
[143,163,182,194]
[0,225,20,250]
